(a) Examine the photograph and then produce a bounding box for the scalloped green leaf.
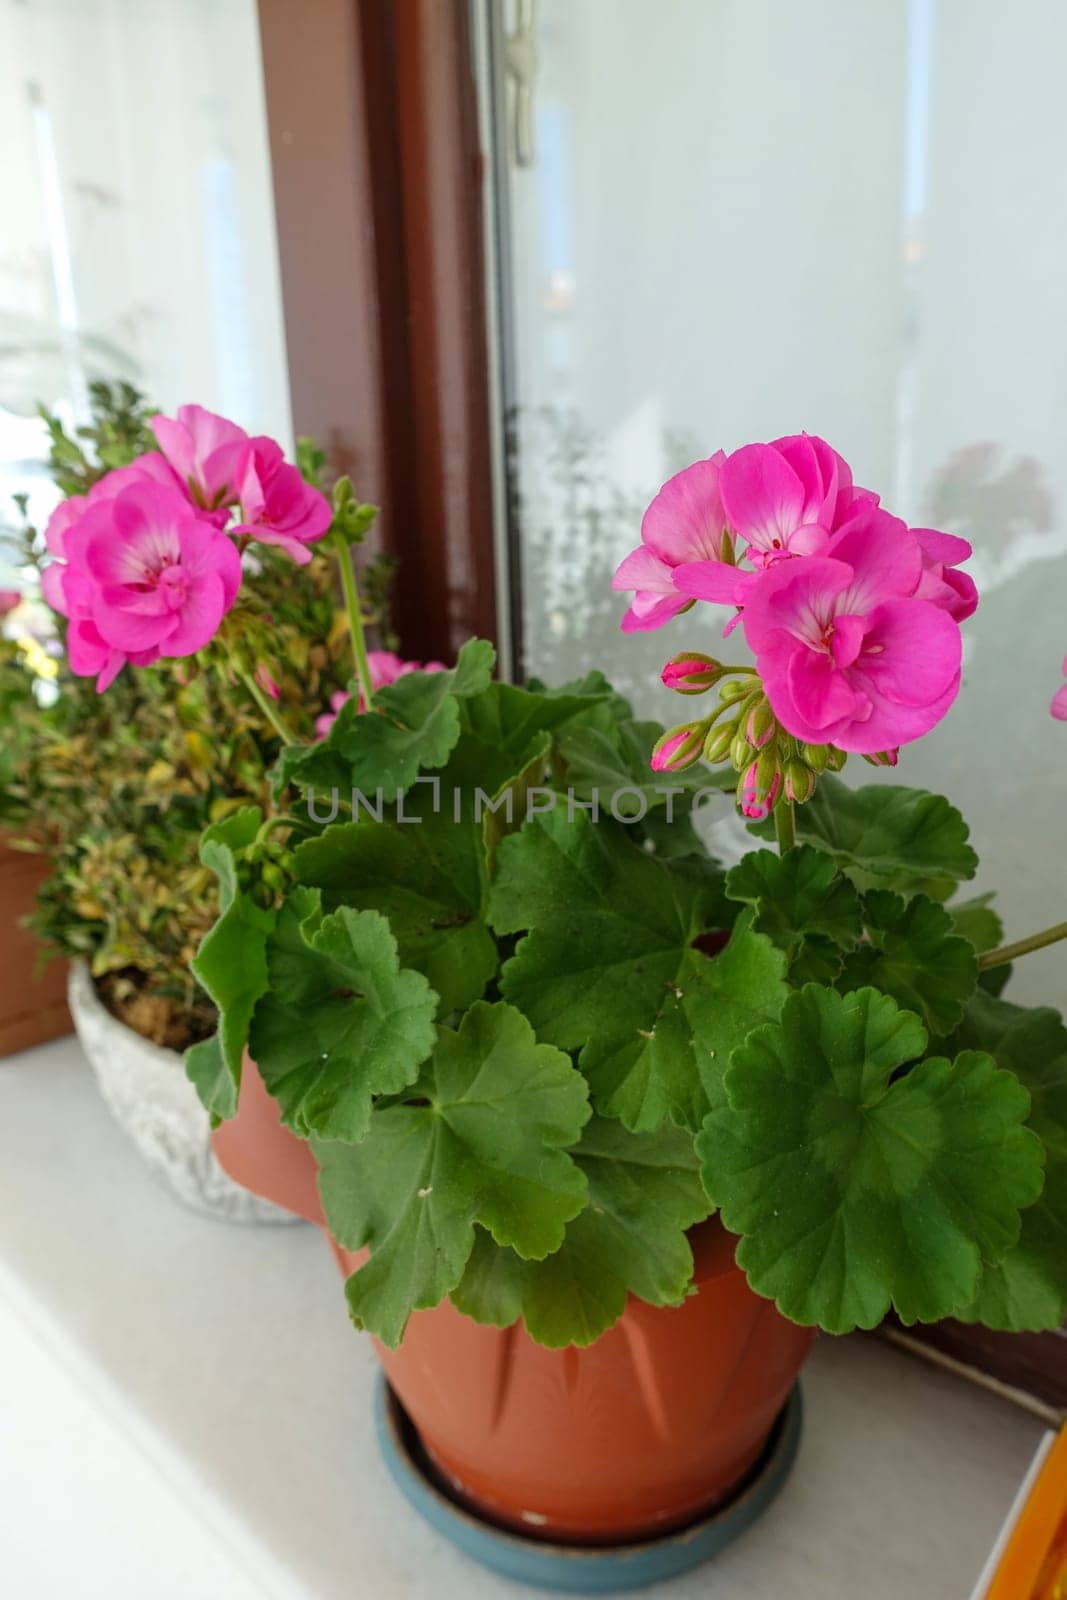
[184,1032,235,1125]
[249,891,438,1140]
[315,1002,591,1347]
[189,806,274,1114]
[775,777,978,898]
[273,638,496,803]
[726,844,862,982]
[698,985,1044,1333]
[946,991,1067,1331]
[451,1115,710,1348]
[837,890,978,1036]
[293,781,498,1018]
[489,811,784,1131]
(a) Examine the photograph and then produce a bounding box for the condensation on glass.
[0,0,291,547]
[481,0,1067,1007]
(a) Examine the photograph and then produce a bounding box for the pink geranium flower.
[314,651,446,737]
[151,404,250,511]
[1052,657,1067,721]
[612,454,729,632]
[741,512,962,754]
[41,455,183,617]
[234,438,332,565]
[65,482,241,690]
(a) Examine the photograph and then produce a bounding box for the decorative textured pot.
[0,838,70,1058]
[334,1219,814,1544]
[68,962,295,1224]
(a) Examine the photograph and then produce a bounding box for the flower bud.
[660,652,724,695]
[862,748,899,768]
[730,730,756,771]
[825,746,848,772]
[651,721,707,774]
[738,761,782,821]
[783,759,816,803]
[702,720,736,764]
[718,675,756,705]
[745,699,776,749]
[800,742,830,773]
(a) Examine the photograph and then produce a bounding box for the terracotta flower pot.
[0,837,70,1058]
[216,1059,814,1546]
[333,1221,813,1544]
[211,1051,325,1223]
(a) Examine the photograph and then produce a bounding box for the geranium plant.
[7,384,412,1047]
[48,422,1067,1348]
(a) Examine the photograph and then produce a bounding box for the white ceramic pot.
[67,961,296,1224]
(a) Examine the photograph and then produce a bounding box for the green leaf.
[838,890,978,1036]
[184,1032,235,1124]
[293,789,498,1017]
[190,807,274,1113]
[698,985,1044,1332]
[947,892,1004,955]
[948,894,1012,997]
[489,810,786,1131]
[315,1002,591,1346]
[452,1115,710,1347]
[249,891,438,1140]
[274,638,496,802]
[946,991,1067,1330]
[726,845,862,982]
[774,777,978,898]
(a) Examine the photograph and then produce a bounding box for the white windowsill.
[0,1039,1048,1600]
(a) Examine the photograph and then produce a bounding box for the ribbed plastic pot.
[333,1219,814,1543]
[217,1057,814,1547]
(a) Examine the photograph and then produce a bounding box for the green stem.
[775,796,796,854]
[978,920,1067,972]
[239,670,298,746]
[333,533,375,712]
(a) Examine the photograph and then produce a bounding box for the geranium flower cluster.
[41,404,332,691]
[614,434,978,813]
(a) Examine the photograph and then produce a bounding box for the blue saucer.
[374,1376,803,1594]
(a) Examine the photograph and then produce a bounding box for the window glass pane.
[0,0,290,548]
[491,0,1067,1006]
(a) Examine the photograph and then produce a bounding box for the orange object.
[983,1423,1067,1600]
[0,839,70,1058]
[217,1058,814,1542]
[335,1221,814,1542]
[211,1053,325,1223]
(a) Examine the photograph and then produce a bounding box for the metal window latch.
[504,0,537,167]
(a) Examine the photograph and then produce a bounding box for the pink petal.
[855,599,962,709]
[829,612,866,669]
[620,592,690,633]
[674,560,755,605]
[720,443,805,550]
[40,561,70,617]
[827,507,921,611]
[913,527,972,567]
[838,672,960,754]
[639,454,728,566]
[161,571,226,655]
[1052,684,1067,721]
[741,556,854,653]
[784,646,866,736]
[613,545,676,597]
